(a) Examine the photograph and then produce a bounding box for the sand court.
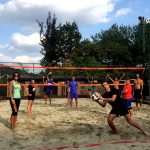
[0,98,150,150]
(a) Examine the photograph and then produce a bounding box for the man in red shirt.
[122,77,133,116]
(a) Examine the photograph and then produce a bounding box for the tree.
[91,24,133,66]
[70,39,104,76]
[133,23,150,64]
[57,22,82,65]
[37,12,58,66]
[37,12,81,66]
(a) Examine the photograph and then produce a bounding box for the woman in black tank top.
[26,80,36,115]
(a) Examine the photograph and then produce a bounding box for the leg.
[45,94,47,104]
[13,99,20,127]
[124,114,148,136]
[10,100,16,129]
[67,94,70,106]
[28,100,32,115]
[27,100,30,114]
[134,98,138,108]
[128,109,133,116]
[49,96,51,105]
[75,98,78,108]
[29,101,33,114]
[10,99,20,129]
[69,93,73,107]
[10,113,18,129]
[49,91,52,105]
[128,100,133,116]
[107,113,118,134]
[13,115,17,128]
[70,99,73,107]
[10,115,15,129]
[139,98,143,109]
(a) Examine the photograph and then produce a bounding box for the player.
[92,80,148,136]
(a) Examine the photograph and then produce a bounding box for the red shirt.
[122,84,132,99]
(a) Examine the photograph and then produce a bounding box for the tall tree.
[133,23,150,64]
[37,12,58,66]
[91,24,132,66]
[37,12,81,66]
[57,21,82,65]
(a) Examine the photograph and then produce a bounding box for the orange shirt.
[122,84,132,99]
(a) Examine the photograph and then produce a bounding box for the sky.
[0,0,150,64]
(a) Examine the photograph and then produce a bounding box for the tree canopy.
[37,12,150,68]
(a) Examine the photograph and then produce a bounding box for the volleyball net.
[0,62,146,98]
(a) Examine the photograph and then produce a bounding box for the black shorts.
[110,104,129,116]
[45,91,52,96]
[28,95,35,101]
[134,89,142,99]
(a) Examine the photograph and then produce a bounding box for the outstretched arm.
[42,76,45,83]
[118,73,125,81]
[87,77,90,82]
[47,71,52,81]
[107,74,114,82]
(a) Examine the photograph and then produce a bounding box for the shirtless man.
[134,74,144,109]
[107,73,125,90]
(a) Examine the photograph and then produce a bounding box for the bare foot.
[109,130,119,135]
[143,131,150,137]
[28,113,32,115]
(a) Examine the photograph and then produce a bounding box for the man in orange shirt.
[122,77,133,116]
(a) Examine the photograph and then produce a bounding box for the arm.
[47,71,52,81]
[118,73,125,81]
[9,81,17,111]
[91,76,94,83]
[122,86,128,94]
[107,74,114,82]
[140,79,144,94]
[76,82,78,94]
[87,77,89,82]
[26,86,31,96]
[122,90,127,94]
[47,74,50,81]
[96,100,107,107]
[43,76,45,83]
[93,93,107,107]
[9,81,14,103]
[52,79,55,84]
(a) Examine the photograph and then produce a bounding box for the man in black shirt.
[94,81,148,136]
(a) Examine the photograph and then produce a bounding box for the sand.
[0,98,150,150]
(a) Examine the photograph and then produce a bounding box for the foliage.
[37,12,81,67]
[37,12,150,79]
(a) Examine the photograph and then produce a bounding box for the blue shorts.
[70,92,78,99]
[45,90,52,96]
[123,99,132,109]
